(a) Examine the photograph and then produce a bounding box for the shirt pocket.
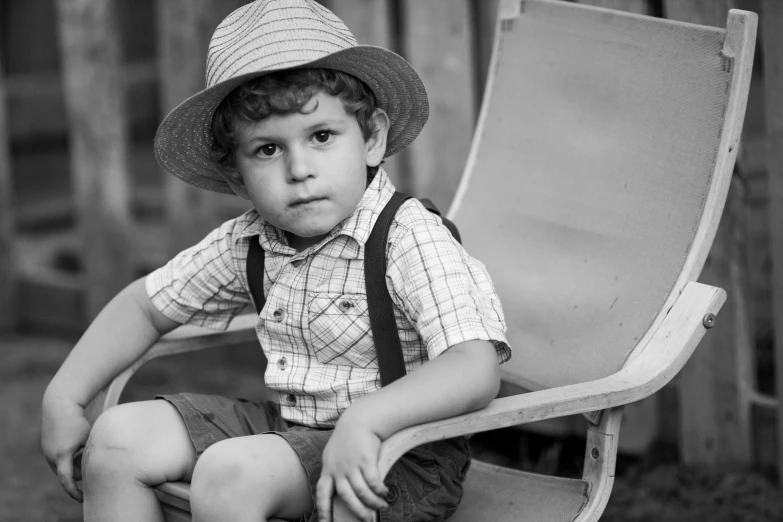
[308,293,378,369]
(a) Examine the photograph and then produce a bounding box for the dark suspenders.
[246,191,460,386]
[364,191,410,385]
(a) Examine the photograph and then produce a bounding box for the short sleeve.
[145,218,251,330]
[385,204,511,363]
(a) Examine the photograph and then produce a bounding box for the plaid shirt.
[147,170,510,428]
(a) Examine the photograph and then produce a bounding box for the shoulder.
[387,198,446,239]
[384,197,466,275]
[161,208,261,275]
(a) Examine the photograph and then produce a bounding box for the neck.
[286,232,327,252]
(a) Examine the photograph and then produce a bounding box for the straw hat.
[154,0,429,195]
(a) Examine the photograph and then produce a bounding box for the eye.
[256,144,279,157]
[313,131,333,144]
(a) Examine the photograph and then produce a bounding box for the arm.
[43,277,181,407]
[341,339,500,439]
[41,277,180,501]
[45,215,249,409]
[317,340,500,521]
[318,205,508,521]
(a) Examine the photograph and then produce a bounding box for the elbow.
[475,362,501,410]
[466,350,501,411]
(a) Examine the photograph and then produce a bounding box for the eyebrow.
[241,119,347,145]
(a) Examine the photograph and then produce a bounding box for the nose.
[286,145,316,183]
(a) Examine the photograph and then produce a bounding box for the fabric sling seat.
[87,1,758,520]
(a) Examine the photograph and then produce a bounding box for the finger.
[316,475,335,522]
[348,470,388,511]
[335,477,376,522]
[73,447,84,482]
[360,463,389,499]
[56,456,83,503]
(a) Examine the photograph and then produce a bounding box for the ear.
[365,109,390,168]
[218,167,251,200]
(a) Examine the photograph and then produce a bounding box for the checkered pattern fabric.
[147,170,510,427]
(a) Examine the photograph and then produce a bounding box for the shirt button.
[285,394,297,406]
[277,357,287,370]
[273,308,286,322]
[338,300,354,312]
[292,259,304,267]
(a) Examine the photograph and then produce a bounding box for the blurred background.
[1,0,782,520]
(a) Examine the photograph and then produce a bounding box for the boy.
[41,1,510,521]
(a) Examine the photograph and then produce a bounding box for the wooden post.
[761,0,783,482]
[157,0,245,255]
[475,0,500,102]
[328,0,392,46]
[55,0,133,319]
[326,0,406,190]
[401,0,476,211]
[0,51,16,331]
[664,0,754,468]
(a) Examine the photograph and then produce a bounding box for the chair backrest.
[449,0,755,391]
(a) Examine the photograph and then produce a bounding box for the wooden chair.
[87,0,757,520]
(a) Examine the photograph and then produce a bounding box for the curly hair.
[211,68,381,182]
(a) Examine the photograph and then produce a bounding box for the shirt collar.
[236,168,397,259]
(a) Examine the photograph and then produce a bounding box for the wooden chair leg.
[575,406,624,522]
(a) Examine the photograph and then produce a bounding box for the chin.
[294,223,337,238]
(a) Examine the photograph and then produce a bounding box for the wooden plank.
[55,0,134,319]
[401,0,476,211]
[663,0,733,26]
[4,63,157,142]
[576,0,652,15]
[2,0,156,142]
[664,0,755,468]
[760,0,783,483]
[0,50,16,331]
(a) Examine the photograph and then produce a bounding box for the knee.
[191,435,313,520]
[84,404,143,477]
[191,439,255,501]
[84,402,186,485]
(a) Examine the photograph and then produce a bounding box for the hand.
[41,397,92,502]
[316,416,389,522]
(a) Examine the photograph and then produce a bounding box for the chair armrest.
[85,314,258,422]
[377,281,725,477]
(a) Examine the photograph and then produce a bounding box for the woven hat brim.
[154,45,428,195]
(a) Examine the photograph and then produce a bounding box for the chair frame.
[87,2,756,521]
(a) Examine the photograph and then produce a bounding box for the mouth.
[290,196,326,208]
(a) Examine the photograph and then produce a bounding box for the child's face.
[229,92,388,250]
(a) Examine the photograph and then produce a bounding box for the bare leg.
[82,400,196,522]
[190,434,314,522]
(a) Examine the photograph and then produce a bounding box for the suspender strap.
[247,236,266,314]
[365,191,411,386]
[245,191,459,386]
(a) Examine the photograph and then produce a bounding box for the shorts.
[158,393,471,522]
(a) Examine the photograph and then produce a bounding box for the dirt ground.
[2,332,782,522]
